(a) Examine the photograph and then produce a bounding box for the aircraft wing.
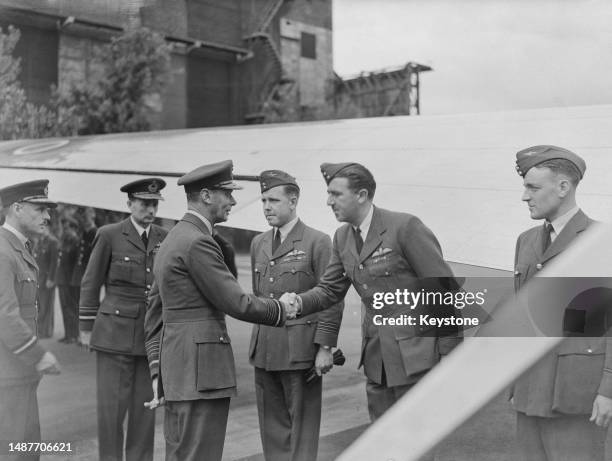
[1,105,612,271]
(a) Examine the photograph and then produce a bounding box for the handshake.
[279,292,302,320]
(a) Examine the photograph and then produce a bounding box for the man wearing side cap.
[143,160,296,461]
[249,170,343,461]
[0,180,61,456]
[79,178,168,461]
[284,163,461,431]
[512,145,612,461]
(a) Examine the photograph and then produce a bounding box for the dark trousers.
[254,367,322,461]
[516,411,606,461]
[164,398,230,461]
[96,351,155,461]
[37,286,55,338]
[0,382,40,461]
[58,285,79,340]
[365,378,434,461]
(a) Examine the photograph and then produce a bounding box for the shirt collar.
[186,210,213,234]
[130,216,150,237]
[275,216,299,243]
[548,206,580,238]
[2,223,29,247]
[354,204,374,241]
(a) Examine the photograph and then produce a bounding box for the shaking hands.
[279,292,302,319]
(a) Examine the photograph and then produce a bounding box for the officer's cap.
[259,170,299,193]
[515,145,586,178]
[320,162,359,185]
[0,179,57,209]
[120,178,166,200]
[178,160,243,193]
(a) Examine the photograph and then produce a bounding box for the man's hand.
[35,351,61,376]
[143,377,165,410]
[279,292,300,319]
[315,346,333,376]
[79,331,92,351]
[590,394,612,427]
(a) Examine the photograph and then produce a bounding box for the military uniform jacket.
[249,220,343,371]
[299,206,462,387]
[144,213,284,402]
[79,218,167,356]
[34,234,58,287]
[56,231,79,287]
[512,209,612,416]
[0,228,46,387]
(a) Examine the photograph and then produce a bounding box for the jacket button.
[115,309,120,315]
[514,270,519,275]
[269,277,274,282]
[363,284,368,290]
[124,257,130,261]
[291,268,296,274]
[270,261,275,266]
[269,294,274,298]
[536,263,543,270]
[146,268,151,273]
[219,337,224,342]
[587,348,593,353]
[146,284,151,289]
[359,264,364,270]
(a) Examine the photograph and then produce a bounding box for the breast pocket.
[277,259,315,289]
[16,272,37,306]
[109,255,143,284]
[366,252,406,290]
[195,331,236,391]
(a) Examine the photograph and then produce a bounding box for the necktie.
[272,228,281,253]
[354,227,363,254]
[141,231,149,249]
[542,222,552,252]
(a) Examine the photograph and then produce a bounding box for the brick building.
[0,0,335,128]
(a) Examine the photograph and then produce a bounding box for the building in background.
[0,0,430,127]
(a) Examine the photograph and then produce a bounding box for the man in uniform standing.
[57,215,80,344]
[249,170,343,461]
[33,227,59,339]
[79,178,168,461]
[511,145,612,461]
[287,162,461,424]
[0,180,61,456]
[143,160,296,461]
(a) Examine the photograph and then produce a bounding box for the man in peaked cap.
[0,180,61,458]
[511,145,612,460]
[79,177,168,461]
[249,170,343,461]
[143,160,299,461]
[283,163,461,448]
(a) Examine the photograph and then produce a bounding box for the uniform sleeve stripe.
[149,359,159,367]
[13,336,38,355]
[79,315,97,320]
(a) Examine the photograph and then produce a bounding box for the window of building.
[300,32,316,59]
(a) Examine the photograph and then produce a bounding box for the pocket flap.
[194,330,231,344]
[99,302,140,318]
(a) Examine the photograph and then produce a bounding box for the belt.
[163,307,224,323]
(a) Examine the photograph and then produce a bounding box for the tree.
[0,26,171,139]
[0,26,56,140]
[54,27,171,135]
